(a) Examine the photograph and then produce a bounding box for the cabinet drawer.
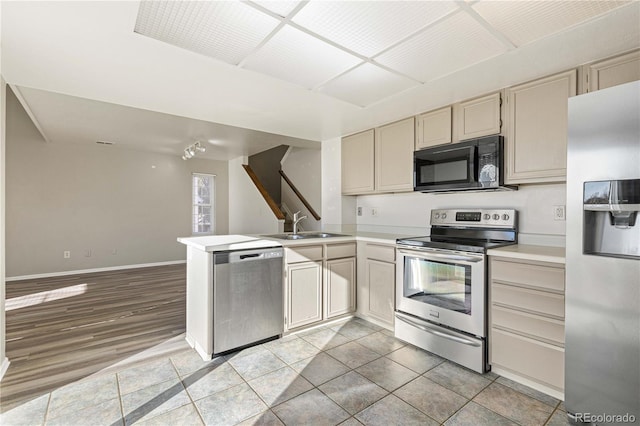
[491,328,564,390]
[286,245,323,263]
[326,243,356,260]
[364,243,395,262]
[492,259,564,292]
[492,305,564,345]
[492,283,564,318]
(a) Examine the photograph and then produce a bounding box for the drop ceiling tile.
[473,0,630,47]
[242,25,363,89]
[251,1,301,18]
[292,1,458,57]
[375,11,507,83]
[135,1,280,65]
[318,63,419,107]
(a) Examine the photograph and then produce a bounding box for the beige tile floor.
[0,318,569,426]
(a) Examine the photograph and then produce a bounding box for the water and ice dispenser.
[583,179,640,260]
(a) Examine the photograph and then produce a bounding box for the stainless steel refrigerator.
[566,80,640,424]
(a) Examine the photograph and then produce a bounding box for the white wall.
[355,185,567,238]
[5,90,230,277]
[321,137,356,231]
[281,147,321,231]
[228,156,281,235]
[1,74,8,378]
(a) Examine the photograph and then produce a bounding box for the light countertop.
[487,244,566,264]
[177,235,282,252]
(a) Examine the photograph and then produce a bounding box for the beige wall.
[5,89,229,278]
[1,76,8,376]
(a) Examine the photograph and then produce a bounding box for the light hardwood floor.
[1,264,187,412]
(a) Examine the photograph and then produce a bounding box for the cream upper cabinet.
[375,117,415,192]
[415,106,452,150]
[584,50,640,93]
[505,69,577,184]
[455,92,502,141]
[342,130,375,195]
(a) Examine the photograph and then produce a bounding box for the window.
[192,173,215,234]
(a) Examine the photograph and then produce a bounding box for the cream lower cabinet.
[489,256,566,397]
[357,242,396,328]
[285,242,356,331]
[287,260,323,329]
[505,69,577,184]
[324,257,356,319]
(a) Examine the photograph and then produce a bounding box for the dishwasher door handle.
[239,253,263,260]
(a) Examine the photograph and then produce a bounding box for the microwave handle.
[469,146,477,182]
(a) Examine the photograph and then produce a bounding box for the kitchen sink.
[263,232,349,240]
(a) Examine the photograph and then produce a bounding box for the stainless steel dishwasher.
[212,246,284,354]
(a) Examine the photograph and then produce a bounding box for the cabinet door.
[324,257,356,319]
[287,261,322,329]
[342,130,375,195]
[455,92,501,141]
[375,117,414,192]
[586,50,640,93]
[416,106,452,150]
[506,69,577,184]
[366,259,395,325]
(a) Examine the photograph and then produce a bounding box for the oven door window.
[403,256,471,314]
[415,146,475,187]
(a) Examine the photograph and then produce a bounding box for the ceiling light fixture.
[182,141,206,160]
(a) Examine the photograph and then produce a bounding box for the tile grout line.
[115,372,126,426]
[41,392,53,426]
[168,356,205,426]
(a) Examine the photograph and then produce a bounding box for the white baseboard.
[0,357,10,381]
[6,260,186,282]
[491,366,564,401]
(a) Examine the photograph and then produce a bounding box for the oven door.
[396,246,486,337]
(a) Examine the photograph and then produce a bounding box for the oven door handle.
[397,249,483,264]
[395,313,482,347]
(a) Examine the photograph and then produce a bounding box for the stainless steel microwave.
[414,135,516,192]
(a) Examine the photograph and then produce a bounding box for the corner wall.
[5,89,229,278]
[1,75,8,378]
[228,156,281,235]
[321,137,356,231]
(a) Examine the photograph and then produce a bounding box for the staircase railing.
[279,170,321,220]
[242,164,285,220]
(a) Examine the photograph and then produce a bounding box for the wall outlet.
[371,208,378,217]
[84,249,92,257]
[111,249,117,255]
[63,251,71,259]
[553,205,566,221]
[357,207,362,216]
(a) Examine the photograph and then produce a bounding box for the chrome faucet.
[292,211,307,235]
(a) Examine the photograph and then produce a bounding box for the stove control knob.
[502,214,510,221]
[441,213,447,219]
[483,214,491,220]
[493,214,500,220]
[434,213,440,219]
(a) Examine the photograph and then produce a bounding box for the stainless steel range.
[395,208,517,373]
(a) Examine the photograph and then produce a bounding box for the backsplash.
[354,184,567,242]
